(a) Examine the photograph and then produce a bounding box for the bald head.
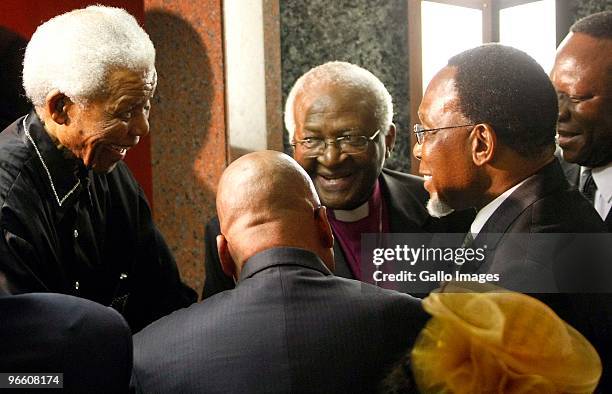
[216,151,334,277]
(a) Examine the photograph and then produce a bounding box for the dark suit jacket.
[133,247,428,394]
[0,292,132,393]
[461,159,612,391]
[558,156,612,231]
[202,168,473,298]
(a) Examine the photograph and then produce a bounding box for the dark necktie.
[455,232,476,274]
[461,231,475,248]
[580,168,597,205]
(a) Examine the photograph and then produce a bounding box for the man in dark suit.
[133,151,428,393]
[413,44,611,390]
[0,273,132,393]
[551,11,612,231]
[203,61,472,298]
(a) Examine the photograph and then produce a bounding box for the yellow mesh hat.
[411,286,602,394]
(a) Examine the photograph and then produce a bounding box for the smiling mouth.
[316,173,355,191]
[556,131,582,147]
[557,129,580,137]
[109,144,131,155]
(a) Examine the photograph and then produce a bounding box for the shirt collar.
[470,178,528,236]
[238,247,332,283]
[587,163,612,204]
[22,111,89,208]
[332,199,369,222]
[330,179,381,222]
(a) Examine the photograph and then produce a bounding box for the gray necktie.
[461,231,475,248]
[456,232,476,273]
[580,168,597,205]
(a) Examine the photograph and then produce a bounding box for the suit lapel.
[478,160,568,239]
[605,211,612,232]
[331,241,354,279]
[379,170,429,233]
[558,157,612,231]
[463,161,570,274]
[560,159,580,190]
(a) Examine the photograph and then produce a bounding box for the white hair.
[426,194,455,218]
[23,5,156,106]
[284,61,394,142]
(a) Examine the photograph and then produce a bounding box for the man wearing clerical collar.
[286,62,432,280]
[203,62,451,297]
[550,11,612,231]
[0,6,196,332]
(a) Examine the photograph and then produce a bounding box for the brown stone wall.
[144,0,227,296]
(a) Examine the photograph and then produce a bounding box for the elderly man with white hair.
[202,61,471,298]
[0,6,196,332]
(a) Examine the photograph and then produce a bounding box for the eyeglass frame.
[413,123,476,145]
[291,129,382,157]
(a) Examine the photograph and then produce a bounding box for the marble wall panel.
[280,0,412,173]
[571,0,611,20]
[144,0,227,295]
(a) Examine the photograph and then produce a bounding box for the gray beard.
[426,193,455,218]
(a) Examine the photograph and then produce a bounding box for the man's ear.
[45,90,71,125]
[471,123,496,166]
[314,206,334,249]
[384,123,397,158]
[314,205,335,272]
[217,234,236,280]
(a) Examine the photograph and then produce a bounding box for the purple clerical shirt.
[327,179,389,282]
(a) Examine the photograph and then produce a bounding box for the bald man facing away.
[132,151,427,394]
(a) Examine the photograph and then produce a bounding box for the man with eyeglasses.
[413,43,611,390]
[202,61,464,298]
[551,11,612,232]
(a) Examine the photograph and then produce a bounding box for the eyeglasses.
[291,129,381,157]
[413,123,476,145]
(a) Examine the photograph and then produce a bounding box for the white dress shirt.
[470,179,528,237]
[582,162,612,220]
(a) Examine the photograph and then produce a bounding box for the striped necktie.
[580,168,597,205]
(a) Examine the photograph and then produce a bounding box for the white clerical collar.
[332,199,369,222]
[470,178,529,237]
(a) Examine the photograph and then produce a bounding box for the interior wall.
[279,0,611,175]
[144,0,227,295]
[280,0,412,173]
[570,0,611,20]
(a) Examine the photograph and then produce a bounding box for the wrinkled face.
[551,33,612,167]
[292,83,393,210]
[413,67,477,212]
[60,68,156,173]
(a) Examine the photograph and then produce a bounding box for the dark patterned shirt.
[0,112,196,332]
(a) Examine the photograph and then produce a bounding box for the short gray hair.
[284,61,394,142]
[23,5,156,106]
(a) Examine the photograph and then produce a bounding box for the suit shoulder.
[29,293,129,331]
[527,190,606,233]
[333,276,422,307]
[382,168,424,188]
[2,293,131,350]
[331,280,429,336]
[381,168,428,204]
